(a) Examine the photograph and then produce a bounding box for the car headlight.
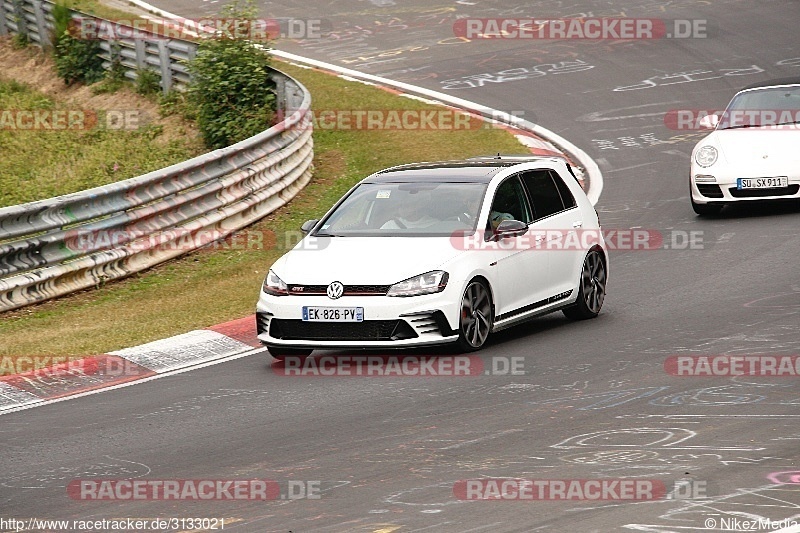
[387,271,449,297]
[694,146,718,167]
[263,270,289,296]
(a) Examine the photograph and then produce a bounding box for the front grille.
[288,284,391,296]
[697,184,723,198]
[728,184,799,198]
[269,319,417,341]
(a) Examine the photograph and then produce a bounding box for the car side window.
[489,176,533,228]
[521,170,570,220]
[550,170,577,209]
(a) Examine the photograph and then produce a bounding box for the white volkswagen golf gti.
[690,78,800,215]
[256,156,608,359]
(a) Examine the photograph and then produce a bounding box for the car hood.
[710,128,800,169]
[272,236,467,285]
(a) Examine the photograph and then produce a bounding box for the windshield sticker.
[376,190,391,199]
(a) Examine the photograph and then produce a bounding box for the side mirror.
[494,219,528,240]
[300,219,319,234]
[698,114,720,130]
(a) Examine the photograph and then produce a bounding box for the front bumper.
[691,169,800,204]
[255,290,462,349]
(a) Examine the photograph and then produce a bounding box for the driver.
[381,193,439,229]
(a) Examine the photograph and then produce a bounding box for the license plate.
[302,306,364,322]
[737,177,789,189]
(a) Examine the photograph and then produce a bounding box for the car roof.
[365,155,567,183]
[740,77,800,92]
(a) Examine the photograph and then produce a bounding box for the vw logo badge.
[327,281,344,299]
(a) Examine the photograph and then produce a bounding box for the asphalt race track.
[2,1,800,531]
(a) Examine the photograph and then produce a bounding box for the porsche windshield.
[719,85,800,129]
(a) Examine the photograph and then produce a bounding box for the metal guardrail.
[0,1,315,312]
[0,0,198,92]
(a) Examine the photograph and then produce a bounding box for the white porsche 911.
[256,156,607,359]
[690,78,800,215]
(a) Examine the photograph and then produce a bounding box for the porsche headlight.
[694,146,718,168]
[262,270,289,296]
[387,271,449,297]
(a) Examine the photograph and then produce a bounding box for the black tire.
[267,346,313,360]
[691,196,723,216]
[563,249,606,320]
[455,280,493,352]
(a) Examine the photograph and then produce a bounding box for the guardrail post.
[11,0,27,40]
[287,78,304,111]
[0,3,8,36]
[274,74,286,116]
[157,39,173,94]
[134,39,146,70]
[108,38,121,74]
[31,0,48,47]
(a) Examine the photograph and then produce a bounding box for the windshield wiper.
[721,120,800,130]
[719,123,760,130]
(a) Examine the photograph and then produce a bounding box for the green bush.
[159,90,194,120]
[51,2,105,85]
[53,34,105,85]
[186,0,276,149]
[91,52,127,94]
[136,68,161,96]
[11,32,29,49]
[51,1,72,45]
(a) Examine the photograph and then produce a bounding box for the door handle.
[572,221,583,228]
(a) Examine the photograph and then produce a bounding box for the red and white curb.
[0,316,260,415]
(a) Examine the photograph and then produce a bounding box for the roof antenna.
[495,152,501,159]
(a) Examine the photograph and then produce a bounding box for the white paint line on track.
[0,346,266,416]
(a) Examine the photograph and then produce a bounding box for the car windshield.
[315,182,488,236]
[718,85,800,129]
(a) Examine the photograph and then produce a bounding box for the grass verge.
[60,0,147,23]
[0,40,205,207]
[0,80,201,206]
[0,59,525,357]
